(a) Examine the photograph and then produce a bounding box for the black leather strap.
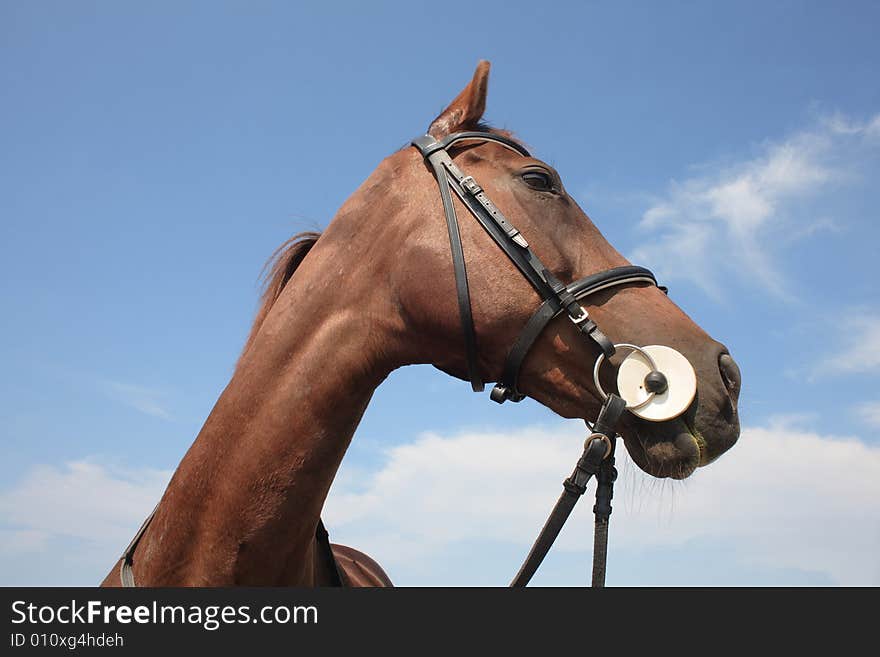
[491,266,658,403]
[412,131,661,404]
[591,448,617,588]
[437,130,531,157]
[414,136,484,392]
[491,299,558,403]
[316,518,345,587]
[445,168,560,301]
[425,135,623,372]
[568,265,657,298]
[418,134,571,311]
[509,438,605,587]
[510,394,626,587]
[119,503,158,587]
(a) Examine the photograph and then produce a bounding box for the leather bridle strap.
[119,503,158,587]
[511,393,626,587]
[413,132,660,402]
[412,132,626,391]
[417,137,485,391]
[492,266,658,403]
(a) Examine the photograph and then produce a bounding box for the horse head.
[361,61,741,479]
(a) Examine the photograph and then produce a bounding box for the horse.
[101,61,741,587]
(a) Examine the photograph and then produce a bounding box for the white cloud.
[326,420,880,586]
[631,112,880,299]
[3,422,877,586]
[818,310,880,375]
[101,380,173,420]
[0,529,49,557]
[0,460,170,582]
[823,112,880,139]
[857,401,880,428]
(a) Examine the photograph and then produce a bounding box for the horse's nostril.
[718,353,741,401]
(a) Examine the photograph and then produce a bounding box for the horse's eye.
[522,170,554,192]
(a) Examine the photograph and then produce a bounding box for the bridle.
[412,131,674,587]
[411,132,661,401]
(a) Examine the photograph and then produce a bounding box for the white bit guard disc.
[616,345,697,422]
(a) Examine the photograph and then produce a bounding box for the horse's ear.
[428,60,490,138]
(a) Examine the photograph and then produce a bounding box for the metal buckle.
[569,305,590,325]
[460,176,482,195]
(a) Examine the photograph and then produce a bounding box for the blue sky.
[1,1,878,586]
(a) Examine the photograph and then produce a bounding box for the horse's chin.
[621,418,704,480]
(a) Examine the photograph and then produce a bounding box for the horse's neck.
[125,231,403,585]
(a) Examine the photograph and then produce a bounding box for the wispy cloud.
[101,380,173,420]
[326,420,880,585]
[630,112,880,300]
[857,401,880,428]
[0,461,170,547]
[0,460,171,584]
[818,310,880,376]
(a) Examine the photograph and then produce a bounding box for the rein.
[511,394,625,587]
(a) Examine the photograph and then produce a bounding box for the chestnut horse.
[102,61,741,587]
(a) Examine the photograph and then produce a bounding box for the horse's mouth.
[623,418,704,480]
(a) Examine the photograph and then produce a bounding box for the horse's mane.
[238,231,321,367]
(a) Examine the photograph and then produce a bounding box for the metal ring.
[584,433,613,460]
[592,343,660,411]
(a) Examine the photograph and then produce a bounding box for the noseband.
[412,132,668,587]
